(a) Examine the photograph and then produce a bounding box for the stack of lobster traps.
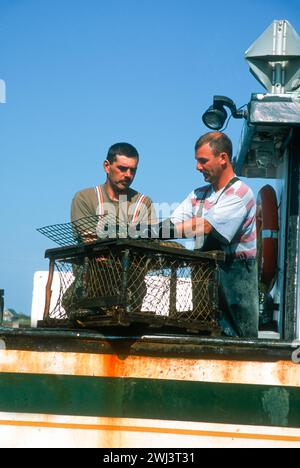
[38,217,224,333]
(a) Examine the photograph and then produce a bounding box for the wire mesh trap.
[40,234,223,333]
[37,215,110,247]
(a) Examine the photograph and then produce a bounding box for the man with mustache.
[66,142,157,317]
[71,142,156,231]
[171,132,259,338]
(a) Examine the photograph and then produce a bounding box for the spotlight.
[202,95,247,130]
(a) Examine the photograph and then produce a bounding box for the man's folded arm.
[133,217,213,239]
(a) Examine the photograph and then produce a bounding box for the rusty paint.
[1,350,300,388]
[274,361,300,386]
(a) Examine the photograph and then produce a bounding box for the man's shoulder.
[73,187,97,200]
[128,188,153,204]
[233,179,255,199]
[193,185,211,199]
[71,187,98,222]
[72,187,98,213]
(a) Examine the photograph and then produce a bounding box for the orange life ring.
[256,185,279,293]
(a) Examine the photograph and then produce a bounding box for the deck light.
[202,95,247,130]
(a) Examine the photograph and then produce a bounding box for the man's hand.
[128,217,213,240]
[175,217,212,238]
[129,219,177,239]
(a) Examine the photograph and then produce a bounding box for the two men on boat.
[71,133,259,338]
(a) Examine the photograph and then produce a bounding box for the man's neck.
[104,181,128,202]
[213,169,236,192]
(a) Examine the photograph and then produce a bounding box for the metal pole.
[169,266,177,317]
[121,249,130,311]
[44,259,55,321]
[0,290,4,324]
[284,127,300,340]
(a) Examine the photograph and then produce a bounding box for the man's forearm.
[132,217,212,239]
[174,217,212,238]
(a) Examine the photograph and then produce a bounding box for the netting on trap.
[37,215,115,246]
[37,215,165,247]
[42,239,221,332]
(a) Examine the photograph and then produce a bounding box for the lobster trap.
[41,238,224,333]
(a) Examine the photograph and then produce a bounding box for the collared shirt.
[171,179,256,259]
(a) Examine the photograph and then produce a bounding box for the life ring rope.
[261,230,279,239]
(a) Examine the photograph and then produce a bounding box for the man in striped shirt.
[171,132,259,337]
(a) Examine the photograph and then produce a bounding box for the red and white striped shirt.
[171,179,256,259]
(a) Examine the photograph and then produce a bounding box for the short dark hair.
[195,132,233,161]
[106,142,139,163]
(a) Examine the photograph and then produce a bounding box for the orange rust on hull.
[1,351,300,387]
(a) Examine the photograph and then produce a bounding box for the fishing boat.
[1,19,300,448]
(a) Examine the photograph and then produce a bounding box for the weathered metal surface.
[0,346,300,447]
[0,326,298,360]
[1,349,300,387]
[44,238,226,262]
[284,128,300,340]
[0,327,300,447]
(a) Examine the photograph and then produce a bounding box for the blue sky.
[0,0,299,314]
